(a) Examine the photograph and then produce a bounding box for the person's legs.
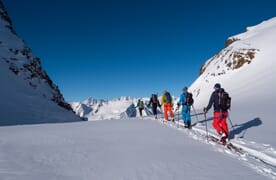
[139,108,143,116]
[163,104,168,120]
[182,110,187,125]
[167,103,174,119]
[220,112,229,136]
[212,112,223,134]
[152,107,157,119]
[185,105,191,127]
[152,107,157,116]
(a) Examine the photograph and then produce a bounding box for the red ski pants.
[212,112,229,136]
[163,103,174,120]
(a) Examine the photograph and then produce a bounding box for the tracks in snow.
[151,117,276,180]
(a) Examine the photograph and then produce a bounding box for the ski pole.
[160,106,164,124]
[177,108,180,128]
[227,112,235,131]
[192,105,200,123]
[190,112,205,117]
[204,112,209,141]
[175,105,180,128]
[174,107,178,125]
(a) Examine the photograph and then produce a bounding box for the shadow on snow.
[229,117,262,139]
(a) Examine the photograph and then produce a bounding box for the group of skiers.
[136,83,230,143]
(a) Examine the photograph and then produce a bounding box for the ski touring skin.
[207,135,244,154]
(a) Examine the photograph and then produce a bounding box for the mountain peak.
[191,17,276,110]
[0,1,16,35]
[199,18,276,77]
[0,1,80,125]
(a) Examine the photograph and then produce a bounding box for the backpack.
[164,92,172,103]
[185,92,194,106]
[139,101,144,109]
[218,89,231,110]
[152,94,158,103]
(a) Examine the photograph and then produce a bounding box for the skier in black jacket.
[147,94,161,119]
[203,83,229,143]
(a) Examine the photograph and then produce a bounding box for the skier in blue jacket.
[177,86,192,128]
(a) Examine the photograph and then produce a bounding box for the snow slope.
[0,1,80,125]
[0,118,272,180]
[187,17,276,148]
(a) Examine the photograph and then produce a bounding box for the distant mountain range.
[70,97,152,121]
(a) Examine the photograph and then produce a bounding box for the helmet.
[182,86,188,92]
[214,83,221,89]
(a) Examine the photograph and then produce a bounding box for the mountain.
[71,96,156,120]
[71,95,181,120]
[189,17,276,147]
[0,1,80,125]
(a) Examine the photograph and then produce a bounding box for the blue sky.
[4,0,276,101]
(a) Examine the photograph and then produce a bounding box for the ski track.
[145,115,276,180]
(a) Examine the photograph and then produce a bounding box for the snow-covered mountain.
[71,96,157,120]
[71,95,180,120]
[190,17,276,147]
[0,1,80,125]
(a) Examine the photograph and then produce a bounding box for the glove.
[203,107,207,113]
[177,103,180,109]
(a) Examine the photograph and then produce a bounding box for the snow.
[70,96,179,121]
[0,119,270,180]
[189,17,276,148]
[1,2,276,179]
[0,3,80,125]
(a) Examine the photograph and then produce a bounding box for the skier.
[177,86,193,128]
[136,99,145,117]
[161,90,174,122]
[203,83,229,143]
[147,94,161,119]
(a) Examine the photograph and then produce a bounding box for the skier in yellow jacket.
[161,90,174,122]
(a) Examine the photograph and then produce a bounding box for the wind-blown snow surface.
[0,118,270,180]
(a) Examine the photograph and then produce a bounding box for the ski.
[207,135,244,154]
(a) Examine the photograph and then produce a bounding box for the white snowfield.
[0,117,275,180]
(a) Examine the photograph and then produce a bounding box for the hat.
[214,83,221,89]
[182,86,188,92]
